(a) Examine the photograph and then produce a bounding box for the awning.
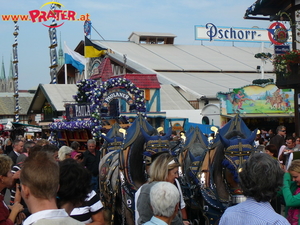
[244,0,293,20]
[222,113,294,118]
[4,122,42,131]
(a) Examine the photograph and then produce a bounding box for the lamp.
[256,65,261,72]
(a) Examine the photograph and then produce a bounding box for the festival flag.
[84,36,107,58]
[64,42,86,74]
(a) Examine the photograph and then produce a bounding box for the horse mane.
[212,130,246,201]
[127,116,156,188]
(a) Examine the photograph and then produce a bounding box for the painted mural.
[217,84,294,115]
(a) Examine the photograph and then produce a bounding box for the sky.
[0,0,277,90]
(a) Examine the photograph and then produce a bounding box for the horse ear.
[219,133,230,148]
[159,128,172,140]
[101,134,114,143]
[245,128,258,144]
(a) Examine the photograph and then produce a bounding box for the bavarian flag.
[84,36,107,58]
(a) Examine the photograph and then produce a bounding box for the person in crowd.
[16,141,35,165]
[35,139,50,146]
[280,159,300,225]
[56,153,105,224]
[279,137,297,171]
[270,125,286,154]
[82,139,100,192]
[0,155,24,225]
[40,144,59,162]
[20,151,84,225]
[4,136,13,155]
[56,158,91,214]
[265,144,278,159]
[70,189,105,225]
[143,182,180,225]
[8,140,24,165]
[10,141,36,206]
[256,137,266,152]
[58,146,73,161]
[70,141,81,158]
[0,135,4,151]
[70,141,84,163]
[219,153,289,225]
[9,145,43,221]
[296,137,300,148]
[135,153,188,225]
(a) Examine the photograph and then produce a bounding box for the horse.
[99,115,163,225]
[175,126,211,225]
[266,95,284,110]
[99,123,124,158]
[181,115,257,225]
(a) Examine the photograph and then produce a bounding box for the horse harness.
[99,150,120,225]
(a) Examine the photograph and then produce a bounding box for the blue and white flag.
[64,42,86,74]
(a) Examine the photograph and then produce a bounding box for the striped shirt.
[70,190,103,224]
[219,198,289,225]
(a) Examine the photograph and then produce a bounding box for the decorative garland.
[73,79,97,103]
[89,77,146,138]
[50,78,146,139]
[252,79,274,85]
[254,52,272,60]
[50,120,92,130]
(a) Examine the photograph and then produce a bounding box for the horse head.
[100,123,124,156]
[219,128,257,185]
[141,127,172,165]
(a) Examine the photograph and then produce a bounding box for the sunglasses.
[280,130,286,132]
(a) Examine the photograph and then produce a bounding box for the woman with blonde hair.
[281,159,300,225]
[135,153,188,225]
[0,155,24,224]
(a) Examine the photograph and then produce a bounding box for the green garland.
[254,52,272,59]
[252,79,274,85]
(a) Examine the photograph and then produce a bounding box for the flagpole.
[84,58,88,79]
[64,63,67,84]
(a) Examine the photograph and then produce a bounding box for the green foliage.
[254,52,272,59]
[252,79,274,85]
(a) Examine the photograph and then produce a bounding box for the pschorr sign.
[195,23,292,43]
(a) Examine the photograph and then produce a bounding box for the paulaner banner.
[195,23,292,43]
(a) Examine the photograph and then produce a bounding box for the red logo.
[267,22,288,45]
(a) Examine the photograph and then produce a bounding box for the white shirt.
[134,179,185,225]
[23,209,72,225]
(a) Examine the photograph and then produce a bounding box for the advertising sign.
[268,22,289,45]
[195,22,292,43]
[65,104,91,120]
[275,45,290,55]
[217,84,294,115]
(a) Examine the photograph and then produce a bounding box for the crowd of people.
[1,125,300,225]
[0,135,105,225]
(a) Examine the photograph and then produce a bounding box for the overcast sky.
[0,0,278,90]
